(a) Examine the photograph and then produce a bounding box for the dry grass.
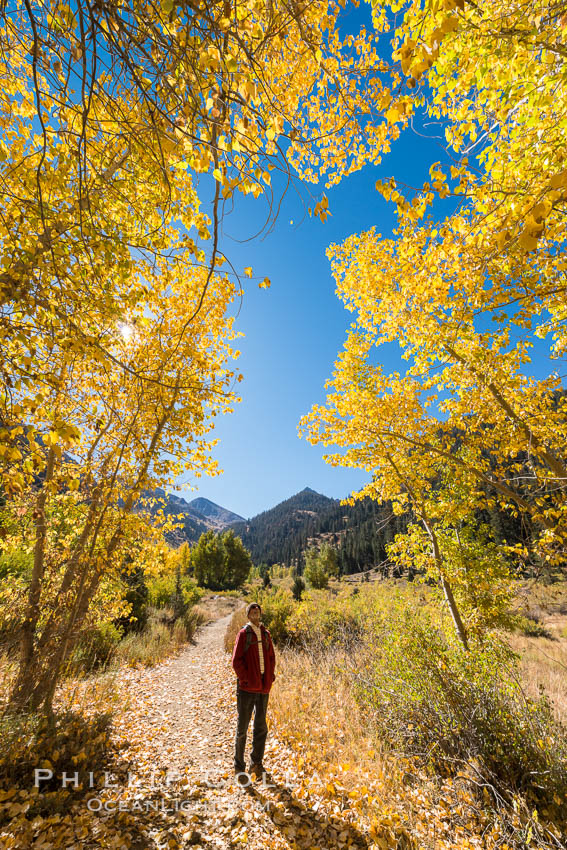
[261,580,567,848]
[0,649,17,709]
[268,635,567,848]
[113,621,180,667]
[0,606,209,716]
[0,598,217,711]
[505,578,567,724]
[0,646,123,719]
[270,644,398,798]
[198,593,245,623]
[271,574,294,594]
[268,644,495,849]
[513,577,567,621]
[190,603,211,625]
[269,645,416,844]
[508,618,567,724]
[114,605,206,668]
[223,605,247,652]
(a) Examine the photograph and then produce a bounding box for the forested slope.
[231,487,410,571]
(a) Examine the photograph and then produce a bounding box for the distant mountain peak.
[139,488,245,546]
[187,497,244,527]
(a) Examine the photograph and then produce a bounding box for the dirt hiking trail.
[83,602,371,850]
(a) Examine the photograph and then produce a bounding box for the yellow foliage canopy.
[301,0,567,578]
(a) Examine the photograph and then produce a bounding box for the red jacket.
[231,623,276,694]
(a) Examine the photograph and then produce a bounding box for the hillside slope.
[231,487,409,571]
[142,489,241,544]
[230,487,335,566]
[187,497,244,528]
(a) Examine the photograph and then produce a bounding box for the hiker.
[231,602,276,780]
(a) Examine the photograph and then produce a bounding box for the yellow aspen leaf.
[549,170,567,190]
[440,14,459,34]
[225,55,238,73]
[519,231,540,251]
[385,106,401,124]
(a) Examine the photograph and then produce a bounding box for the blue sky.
[175,121,450,519]
[172,7,560,521]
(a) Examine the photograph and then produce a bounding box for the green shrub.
[68,621,124,675]
[292,575,305,601]
[147,574,173,608]
[114,603,206,667]
[304,547,329,589]
[182,578,204,608]
[147,573,203,609]
[349,599,567,807]
[249,586,295,643]
[116,620,174,667]
[0,546,32,645]
[510,614,553,639]
[0,546,32,580]
[287,588,365,648]
[191,529,252,590]
[114,563,149,634]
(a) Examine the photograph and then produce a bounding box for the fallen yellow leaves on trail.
[1,612,396,850]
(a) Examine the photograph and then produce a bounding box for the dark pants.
[234,681,269,772]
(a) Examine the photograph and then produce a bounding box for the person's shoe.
[248,762,264,780]
[234,769,250,787]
